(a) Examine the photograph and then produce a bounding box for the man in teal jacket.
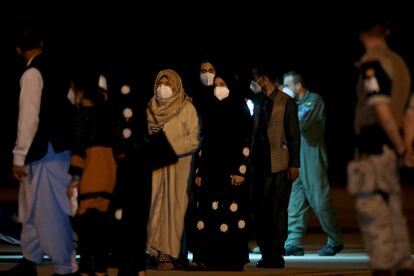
[283,71,343,256]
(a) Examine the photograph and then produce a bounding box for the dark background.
[1,4,414,187]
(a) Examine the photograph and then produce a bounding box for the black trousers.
[253,171,292,261]
[76,209,110,274]
[114,155,152,275]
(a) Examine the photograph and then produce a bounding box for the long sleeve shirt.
[13,58,43,166]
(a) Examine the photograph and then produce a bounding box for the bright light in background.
[246,99,254,116]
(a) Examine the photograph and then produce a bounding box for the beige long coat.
[147,101,200,258]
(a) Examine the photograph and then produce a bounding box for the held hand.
[67,180,80,198]
[288,167,299,181]
[195,177,202,186]
[12,165,27,181]
[231,175,245,185]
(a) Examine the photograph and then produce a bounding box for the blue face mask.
[282,86,295,98]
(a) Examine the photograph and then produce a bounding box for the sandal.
[158,262,175,270]
[157,252,175,270]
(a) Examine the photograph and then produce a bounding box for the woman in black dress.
[190,69,252,271]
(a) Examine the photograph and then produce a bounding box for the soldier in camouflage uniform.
[348,21,413,275]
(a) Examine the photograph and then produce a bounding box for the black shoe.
[318,244,343,256]
[188,262,209,271]
[284,246,304,256]
[256,258,285,269]
[145,254,158,268]
[0,258,37,276]
[174,257,190,270]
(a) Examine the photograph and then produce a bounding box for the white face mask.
[67,88,82,105]
[156,84,174,99]
[214,86,230,101]
[67,88,76,105]
[200,72,215,86]
[250,80,262,94]
[98,75,107,90]
[282,86,295,98]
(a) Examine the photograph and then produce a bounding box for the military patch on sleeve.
[364,76,380,93]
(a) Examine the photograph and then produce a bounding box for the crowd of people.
[1,20,414,276]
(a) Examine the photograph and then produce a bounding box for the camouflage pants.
[347,146,413,270]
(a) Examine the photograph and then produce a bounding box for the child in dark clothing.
[67,71,116,276]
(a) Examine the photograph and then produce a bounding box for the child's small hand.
[67,180,79,198]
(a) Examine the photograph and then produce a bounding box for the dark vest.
[25,54,72,164]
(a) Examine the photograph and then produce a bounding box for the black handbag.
[146,110,178,169]
[146,128,178,169]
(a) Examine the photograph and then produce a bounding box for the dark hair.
[359,19,390,38]
[16,29,42,51]
[199,57,217,68]
[71,65,105,104]
[214,67,240,94]
[255,63,279,82]
[197,48,225,67]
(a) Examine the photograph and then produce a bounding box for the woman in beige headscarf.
[146,69,200,270]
